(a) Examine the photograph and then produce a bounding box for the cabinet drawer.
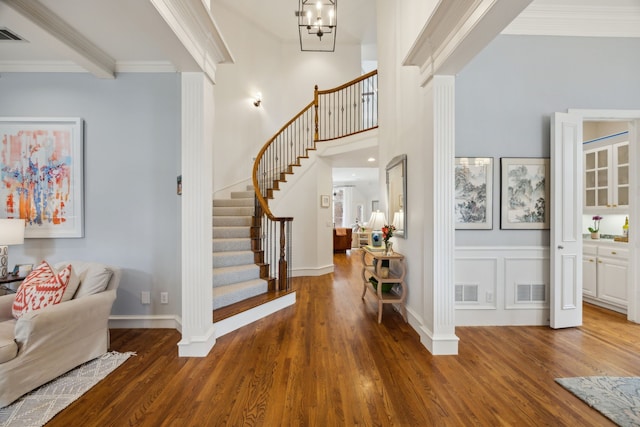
[597,246,629,259]
[583,244,597,256]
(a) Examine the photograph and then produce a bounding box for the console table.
[360,246,407,323]
[0,274,25,295]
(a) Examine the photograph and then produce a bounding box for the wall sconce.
[253,92,262,107]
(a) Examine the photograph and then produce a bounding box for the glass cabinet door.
[614,142,629,207]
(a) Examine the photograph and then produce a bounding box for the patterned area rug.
[0,351,134,427]
[556,376,640,426]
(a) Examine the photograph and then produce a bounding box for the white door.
[550,112,583,328]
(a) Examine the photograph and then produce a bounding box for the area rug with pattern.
[0,351,135,427]
[556,376,640,426]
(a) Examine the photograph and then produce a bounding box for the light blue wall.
[0,72,181,316]
[456,35,640,246]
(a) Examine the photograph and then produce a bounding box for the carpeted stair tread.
[213,250,255,268]
[231,191,254,199]
[213,264,261,287]
[213,238,252,252]
[213,279,268,310]
[213,206,254,216]
[213,216,252,227]
[213,198,254,207]
[213,226,250,239]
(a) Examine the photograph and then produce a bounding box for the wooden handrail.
[316,69,378,95]
[251,70,378,292]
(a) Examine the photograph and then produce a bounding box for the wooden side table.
[360,246,407,323]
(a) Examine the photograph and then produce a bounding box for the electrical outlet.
[141,291,151,305]
[160,292,168,304]
[486,291,494,303]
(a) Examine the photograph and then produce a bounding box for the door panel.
[550,112,583,328]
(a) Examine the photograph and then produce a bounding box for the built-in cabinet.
[584,142,629,210]
[582,241,628,313]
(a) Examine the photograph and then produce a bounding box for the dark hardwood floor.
[48,249,640,426]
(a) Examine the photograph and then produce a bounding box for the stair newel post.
[278,219,287,291]
[314,85,319,141]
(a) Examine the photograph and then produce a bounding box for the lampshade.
[0,218,25,278]
[367,211,387,231]
[0,219,25,246]
[392,210,404,231]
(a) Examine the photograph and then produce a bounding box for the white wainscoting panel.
[456,247,550,326]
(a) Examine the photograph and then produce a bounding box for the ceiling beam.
[3,0,116,79]
[403,0,532,86]
[150,0,234,84]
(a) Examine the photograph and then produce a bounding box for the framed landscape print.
[455,157,493,229]
[500,157,550,230]
[0,117,84,238]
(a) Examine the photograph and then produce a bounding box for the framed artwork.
[0,117,84,238]
[455,157,493,229]
[320,194,330,208]
[371,200,379,211]
[500,157,550,230]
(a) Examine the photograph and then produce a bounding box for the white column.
[178,72,216,357]
[422,75,459,355]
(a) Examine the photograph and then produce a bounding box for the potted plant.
[589,215,603,239]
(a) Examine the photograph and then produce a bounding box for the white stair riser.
[213,280,268,310]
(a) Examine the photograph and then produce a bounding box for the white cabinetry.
[584,142,629,210]
[582,244,597,298]
[582,241,628,313]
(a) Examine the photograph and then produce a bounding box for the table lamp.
[392,210,404,233]
[368,210,387,247]
[0,219,25,278]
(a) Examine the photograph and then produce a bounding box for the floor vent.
[455,284,479,303]
[0,28,25,41]
[516,284,546,302]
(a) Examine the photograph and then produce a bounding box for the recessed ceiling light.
[367,157,375,162]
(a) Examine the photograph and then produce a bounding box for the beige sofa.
[0,261,121,407]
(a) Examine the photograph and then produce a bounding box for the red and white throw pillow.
[11,261,72,319]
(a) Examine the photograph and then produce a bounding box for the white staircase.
[212,189,268,310]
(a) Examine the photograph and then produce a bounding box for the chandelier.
[297,0,337,52]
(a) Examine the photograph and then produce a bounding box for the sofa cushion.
[0,320,17,364]
[11,261,72,319]
[61,265,80,302]
[72,263,113,299]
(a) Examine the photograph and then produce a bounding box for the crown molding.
[3,0,116,78]
[403,0,532,86]
[503,3,640,38]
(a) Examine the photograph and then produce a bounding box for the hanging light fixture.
[297,0,337,52]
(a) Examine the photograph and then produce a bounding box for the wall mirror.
[386,154,407,238]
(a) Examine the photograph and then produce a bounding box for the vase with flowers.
[589,215,603,239]
[382,224,396,255]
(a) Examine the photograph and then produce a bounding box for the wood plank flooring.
[48,249,640,426]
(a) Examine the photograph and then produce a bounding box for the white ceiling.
[2,1,638,76]
[1,0,639,182]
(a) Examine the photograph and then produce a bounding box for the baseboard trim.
[177,324,217,357]
[292,265,333,277]
[213,291,296,338]
[109,315,182,330]
[407,306,459,355]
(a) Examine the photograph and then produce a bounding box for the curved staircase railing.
[252,70,378,291]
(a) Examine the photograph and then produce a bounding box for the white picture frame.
[320,194,330,208]
[500,157,550,230]
[0,117,84,238]
[455,157,493,230]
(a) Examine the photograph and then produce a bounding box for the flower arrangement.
[589,215,603,233]
[382,224,396,243]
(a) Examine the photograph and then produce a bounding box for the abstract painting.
[455,157,493,229]
[0,118,83,238]
[500,158,550,230]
